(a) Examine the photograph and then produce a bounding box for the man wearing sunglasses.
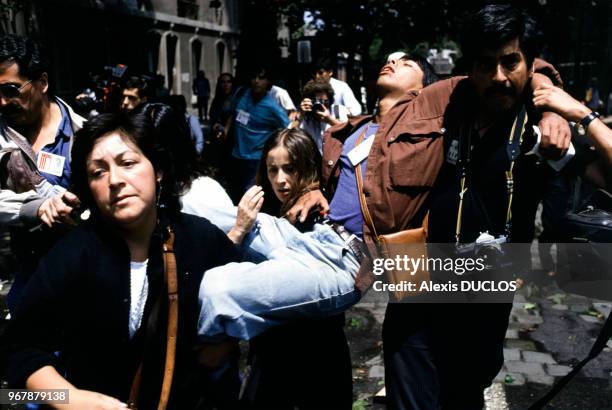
[0,34,83,311]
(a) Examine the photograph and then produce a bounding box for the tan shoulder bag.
[354,128,429,301]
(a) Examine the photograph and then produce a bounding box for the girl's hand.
[228,186,264,244]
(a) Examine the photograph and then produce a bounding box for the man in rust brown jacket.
[380,6,571,410]
[289,6,571,409]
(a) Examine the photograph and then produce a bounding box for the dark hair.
[124,76,150,99]
[0,34,48,80]
[461,5,540,67]
[214,72,234,97]
[167,94,187,113]
[132,102,204,193]
[255,128,321,216]
[246,66,274,82]
[245,65,274,92]
[302,79,334,101]
[405,54,439,87]
[71,110,185,215]
[314,57,333,73]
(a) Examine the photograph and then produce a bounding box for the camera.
[455,231,510,270]
[312,98,328,112]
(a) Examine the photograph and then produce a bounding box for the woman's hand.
[26,367,127,409]
[534,82,591,123]
[227,185,264,244]
[314,104,334,124]
[56,389,127,409]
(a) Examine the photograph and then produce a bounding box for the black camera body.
[312,98,328,112]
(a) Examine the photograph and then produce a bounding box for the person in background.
[210,73,235,137]
[193,70,211,121]
[208,73,236,176]
[224,66,289,202]
[167,94,204,155]
[296,79,349,153]
[121,76,149,112]
[313,57,362,116]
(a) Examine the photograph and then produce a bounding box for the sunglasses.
[0,79,34,99]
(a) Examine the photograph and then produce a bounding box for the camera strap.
[454,107,527,244]
[529,311,612,409]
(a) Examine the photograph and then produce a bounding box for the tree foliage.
[242,0,612,98]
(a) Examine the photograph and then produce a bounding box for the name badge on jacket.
[348,136,375,166]
[37,151,65,177]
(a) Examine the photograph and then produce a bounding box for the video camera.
[74,64,128,116]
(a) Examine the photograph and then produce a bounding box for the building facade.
[8,0,241,102]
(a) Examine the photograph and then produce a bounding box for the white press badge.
[347,135,376,166]
[37,151,65,177]
[236,109,250,126]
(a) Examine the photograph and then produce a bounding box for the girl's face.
[266,145,296,204]
[86,132,159,233]
[220,75,233,95]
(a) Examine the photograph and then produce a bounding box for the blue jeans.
[198,206,361,341]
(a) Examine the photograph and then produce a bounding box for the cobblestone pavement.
[348,280,612,409]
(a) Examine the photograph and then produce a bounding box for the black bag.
[555,187,612,301]
[530,186,612,409]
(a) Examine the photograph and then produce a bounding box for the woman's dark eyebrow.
[89,149,134,164]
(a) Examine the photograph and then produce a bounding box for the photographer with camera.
[296,79,349,153]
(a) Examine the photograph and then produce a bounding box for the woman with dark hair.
[242,128,353,409]
[209,73,235,138]
[116,105,361,400]
[208,73,236,176]
[1,111,244,409]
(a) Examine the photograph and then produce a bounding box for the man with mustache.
[0,34,83,310]
[381,5,573,409]
[288,6,570,409]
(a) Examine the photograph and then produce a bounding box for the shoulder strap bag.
[354,126,429,301]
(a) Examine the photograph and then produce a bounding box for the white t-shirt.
[268,85,297,112]
[330,77,362,116]
[129,259,149,339]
